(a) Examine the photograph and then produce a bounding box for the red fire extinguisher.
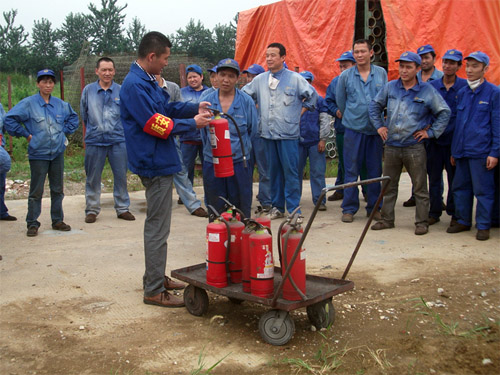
[209,116,234,177]
[280,226,306,301]
[228,217,244,283]
[250,228,274,298]
[206,219,229,288]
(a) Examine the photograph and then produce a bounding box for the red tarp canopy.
[382,0,500,82]
[235,0,500,95]
[235,0,356,96]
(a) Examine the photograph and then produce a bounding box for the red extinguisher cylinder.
[250,230,274,298]
[209,118,234,178]
[281,229,306,301]
[228,220,245,283]
[206,220,228,288]
[241,226,253,293]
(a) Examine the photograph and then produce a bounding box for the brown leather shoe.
[367,210,382,221]
[164,276,185,290]
[371,221,394,230]
[341,213,354,223]
[191,207,208,217]
[428,217,440,225]
[446,223,471,233]
[118,211,135,221]
[27,226,38,237]
[52,222,71,231]
[144,291,185,308]
[476,229,490,241]
[415,224,429,235]
[85,213,97,223]
[1,215,17,221]
[328,191,343,201]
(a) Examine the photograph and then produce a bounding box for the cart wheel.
[184,285,209,316]
[228,297,244,305]
[307,299,335,329]
[258,309,295,346]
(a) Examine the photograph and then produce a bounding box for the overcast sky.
[7,0,278,38]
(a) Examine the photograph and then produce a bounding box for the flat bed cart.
[171,176,391,346]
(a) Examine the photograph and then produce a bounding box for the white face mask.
[467,78,482,90]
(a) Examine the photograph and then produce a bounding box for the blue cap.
[217,58,240,74]
[37,69,55,80]
[465,51,490,66]
[207,66,217,73]
[243,64,265,75]
[417,44,435,55]
[336,51,355,62]
[442,49,463,62]
[396,51,422,65]
[299,71,314,82]
[186,64,203,75]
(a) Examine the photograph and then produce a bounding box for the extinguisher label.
[208,233,220,242]
[231,234,236,242]
[257,245,274,279]
[301,248,306,260]
[213,157,219,165]
[224,130,230,139]
[210,128,217,148]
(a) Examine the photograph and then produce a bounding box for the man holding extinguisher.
[200,58,258,219]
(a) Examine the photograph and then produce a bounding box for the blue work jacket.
[336,65,387,135]
[369,79,451,147]
[0,103,6,147]
[242,68,317,140]
[80,81,125,146]
[325,76,345,133]
[417,67,443,82]
[119,63,200,177]
[429,76,468,145]
[4,93,79,160]
[452,81,500,159]
[179,85,208,143]
[300,94,330,147]
[200,88,257,164]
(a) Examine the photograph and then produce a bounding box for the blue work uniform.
[80,80,130,217]
[451,80,500,230]
[417,67,444,82]
[335,64,387,216]
[325,76,345,186]
[200,88,257,218]
[0,103,12,219]
[427,76,467,221]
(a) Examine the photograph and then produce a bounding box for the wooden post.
[179,63,187,88]
[59,70,64,100]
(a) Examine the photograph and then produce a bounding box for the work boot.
[476,229,490,241]
[415,224,429,235]
[143,291,184,308]
[403,196,416,207]
[27,226,38,237]
[191,207,208,217]
[367,210,382,221]
[118,211,135,221]
[85,213,97,223]
[371,221,394,230]
[428,217,440,225]
[0,215,17,221]
[164,276,186,290]
[341,213,354,223]
[446,223,471,233]
[328,191,343,201]
[318,204,327,211]
[52,222,71,231]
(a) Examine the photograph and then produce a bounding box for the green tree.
[0,9,29,73]
[125,17,146,52]
[212,23,236,62]
[30,18,61,71]
[87,0,127,54]
[59,12,92,64]
[173,19,215,61]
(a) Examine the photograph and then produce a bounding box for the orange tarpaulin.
[382,0,500,84]
[235,0,356,96]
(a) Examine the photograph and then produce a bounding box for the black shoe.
[403,196,416,207]
[27,226,38,237]
[428,217,440,225]
[177,198,183,205]
[476,229,490,241]
[0,215,17,221]
[328,191,343,201]
[446,223,471,233]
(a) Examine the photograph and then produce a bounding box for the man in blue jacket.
[369,52,450,235]
[0,103,16,221]
[243,43,317,220]
[325,51,356,202]
[4,69,79,237]
[447,51,499,241]
[200,58,258,218]
[120,32,212,308]
[427,49,467,226]
[336,39,387,223]
[80,57,135,224]
[298,71,330,211]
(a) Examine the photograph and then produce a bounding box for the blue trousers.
[27,153,65,228]
[249,137,271,207]
[299,143,326,205]
[202,161,253,219]
[84,143,130,216]
[493,165,499,226]
[180,142,204,186]
[173,138,202,214]
[426,140,455,220]
[342,128,383,215]
[334,132,344,186]
[0,146,11,218]
[264,139,301,214]
[453,158,495,230]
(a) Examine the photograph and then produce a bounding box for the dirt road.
[1,175,499,374]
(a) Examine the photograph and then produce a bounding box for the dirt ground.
[1,175,499,375]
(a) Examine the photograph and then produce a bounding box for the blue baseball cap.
[207,66,217,73]
[336,51,355,62]
[243,64,265,75]
[37,69,56,80]
[442,49,463,62]
[299,71,314,82]
[217,58,240,74]
[465,51,490,66]
[417,44,435,55]
[396,51,422,65]
[186,64,203,75]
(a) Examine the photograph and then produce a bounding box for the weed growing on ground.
[190,347,231,375]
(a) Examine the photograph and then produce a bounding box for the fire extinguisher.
[206,218,230,288]
[250,227,274,298]
[207,108,248,178]
[278,212,306,301]
[227,216,245,283]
